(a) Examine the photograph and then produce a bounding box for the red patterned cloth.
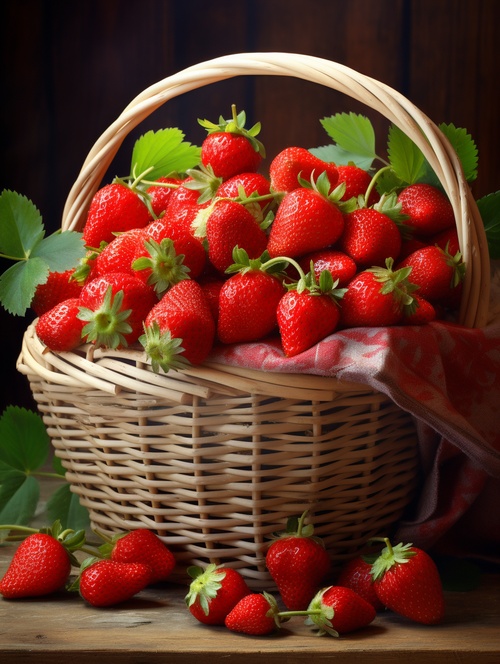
[208,288,500,563]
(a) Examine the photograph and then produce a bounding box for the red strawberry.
[396,244,465,304]
[371,538,445,625]
[199,105,265,180]
[339,258,417,328]
[185,563,251,625]
[277,268,344,357]
[265,511,331,610]
[269,146,339,193]
[297,250,357,287]
[0,533,72,599]
[205,199,268,274]
[225,592,282,636]
[336,164,379,205]
[430,226,460,256]
[398,183,455,236]
[141,278,215,371]
[78,272,157,348]
[108,530,176,584]
[35,297,86,351]
[198,275,226,324]
[78,559,152,607]
[217,249,285,344]
[305,585,377,636]
[403,294,437,324]
[82,182,151,247]
[336,555,384,611]
[146,176,184,217]
[94,228,147,278]
[267,172,344,259]
[340,206,402,268]
[399,237,428,261]
[31,269,83,316]
[216,171,272,210]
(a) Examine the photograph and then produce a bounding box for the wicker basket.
[17,53,490,587]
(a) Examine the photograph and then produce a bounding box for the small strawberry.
[336,164,379,205]
[265,511,331,610]
[296,250,357,287]
[78,559,152,607]
[0,533,72,599]
[145,175,184,217]
[277,267,345,357]
[339,258,418,328]
[397,183,455,236]
[185,563,251,625]
[336,555,384,611]
[269,146,339,193]
[35,297,87,351]
[31,269,83,316]
[140,278,215,371]
[198,275,226,325]
[267,172,345,259]
[403,294,437,324]
[305,585,377,636]
[217,249,286,344]
[199,105,265,180]
[430,227,460,255]
[225,592,284,636]
[105,529,176,584]
[370,538,445,625]
[216,171,272,210]
[94,228,148,278]
[82,181,151,247]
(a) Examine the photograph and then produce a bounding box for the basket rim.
[61,51,490,328]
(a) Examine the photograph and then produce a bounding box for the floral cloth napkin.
[208,273,500,563]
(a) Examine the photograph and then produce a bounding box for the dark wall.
[1,0,499,411]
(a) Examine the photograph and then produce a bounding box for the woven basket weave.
[17,53,490,587]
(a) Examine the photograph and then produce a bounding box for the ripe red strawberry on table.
[397,183,455,237]
[265,511,331,610]
[336,554,384,611]
[305,585,377,636]
[78,559,152,608]
[269,146,339,194]
[225,591,284,636]
[370,538,445,625]
[185,563,251,625]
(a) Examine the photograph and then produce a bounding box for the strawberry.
[198,275,226,325]
[339,258,418,328]
[35,297,87,351]
[336,164,379,205]
[397,183,455,236]
[146,175,184,217]
[140,278,215,371]
[396,244,465,304]
[305,585,377,636]
[340,203,403,268]
[370,538,445,625]
[336,555,384,611]
[430,227,460,256]
[94,228,147,278]
[216,171,272,210]
[78,559,152,607]
[31,269,83,316]
[225,592,283,636]
[267,172,344,259]
[107,529,176,584]
[0,532,72,599]
[78,272,157,348]
[217,249,285,344]
[269,146,339,193]
[185,563,251,625]
[204,199,268,274]
[403,294,437,324]
[277,268,344,357]
[297,250,357,287]
[199,105,265,180]
[82,182,151,247]
[265,511,331,610]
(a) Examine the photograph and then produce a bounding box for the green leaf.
[0,406,50,473]
[439,123,478,183]
[320,113,377,161]
[0,257,48,316]
[387,124,426,185]
[309,144,374,171]
[477,191,500,259]
[46,483,90,531]
[131,128,201,182]
[0,472,40,526]
[30,230,85,272]
[0,190,45,258]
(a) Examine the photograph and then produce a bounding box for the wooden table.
[1,544,499,664]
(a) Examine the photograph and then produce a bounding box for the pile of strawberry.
[0,512,445,638]
[31,105,466,369]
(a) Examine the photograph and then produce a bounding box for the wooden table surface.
[1,543,499,664]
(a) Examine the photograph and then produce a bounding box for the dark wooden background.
[1,0,499,412]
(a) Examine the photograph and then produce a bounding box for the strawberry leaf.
[46,483,90,531]
[0,257,49,316]
[477,191,500,259]
[131,128,201,182]
[439,123,478,183]
[0,190,44,258]
[319,113,377,166]
[0,406,50,472]
[0,473,40,527]
[387,124,426,185]
[309,144,374,171]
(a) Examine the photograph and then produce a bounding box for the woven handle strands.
[61,52,490,328]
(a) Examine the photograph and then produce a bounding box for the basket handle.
[62,52,490,328]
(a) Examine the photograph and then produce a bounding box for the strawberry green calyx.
[226,247,288,277]
[183,164,223,204]
[198,104,266,158]
[442,243,467,288]
[367,257,419,316]
[139,321,190,374]
[303,587,338,636]
[185,563,226,616]
[77,286,133,349]
[132,238,190,295]
[370,537,418,581]
[270,510,322,544]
